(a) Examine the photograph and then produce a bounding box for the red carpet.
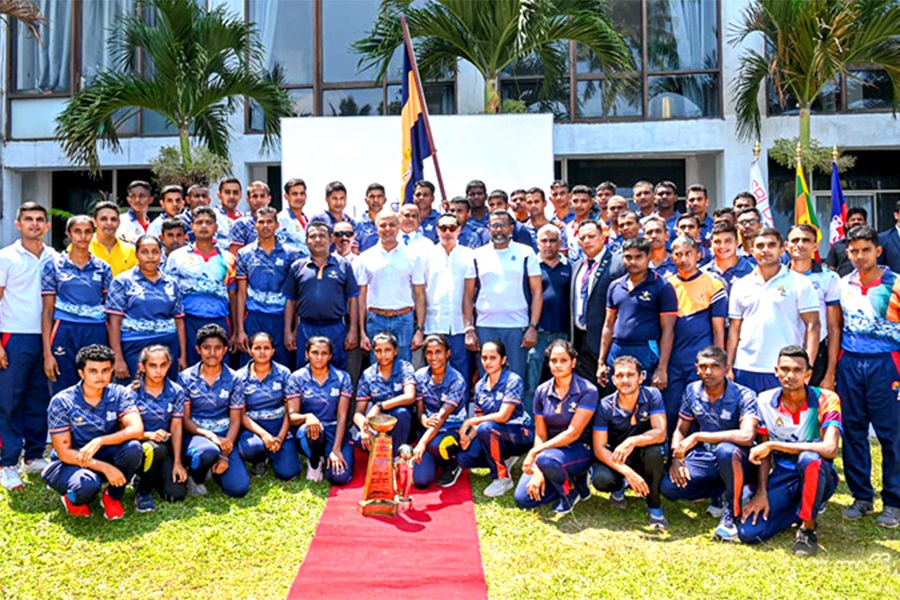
[287,451,489,599]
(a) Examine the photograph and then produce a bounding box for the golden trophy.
[358,414,403,517]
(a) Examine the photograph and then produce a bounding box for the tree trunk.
[798,104,811,157]
[485,76,500,114]
[179,127,193,173]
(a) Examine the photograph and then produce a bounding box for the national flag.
[749,155,774,228]
[795,162,821,242]
[399,40,433,206]
[829,160,848,247]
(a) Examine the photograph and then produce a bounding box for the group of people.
[1,175,898,559]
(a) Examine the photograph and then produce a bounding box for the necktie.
[578,259,597,327]
[403,233,410,246]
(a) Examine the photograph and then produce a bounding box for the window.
[768,70,895,115]
[12,0,74,94]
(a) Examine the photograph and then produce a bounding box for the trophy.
[395,444,414,512]
[358,414,403,517]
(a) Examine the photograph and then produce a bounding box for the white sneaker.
[483,477,514,498]
[22,458,50,475]
[1,466,24,491]
[306,462,324,482]
[504,455,520,473]
[187,476,208,496]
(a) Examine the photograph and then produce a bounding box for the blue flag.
[829,161,847,247]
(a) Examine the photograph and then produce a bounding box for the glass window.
[322,0,380,82]
[141,109,178,135]
[249,89,314,131]
[846,70,894,112]
[768,78,841,115]
[14,0,73,93]
[248,0,314,85]
[323,88,383,116]
[576,79,641,119]
[646,0,718,72]
[386,83,456,116]
[81,0,133,87]
[502,79,570,120]
[647,74,718,119]
[576,0,641,73]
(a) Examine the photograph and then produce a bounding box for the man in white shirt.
[463,210,543,381]
[116,180,153,243]
[398,204,436,254]
[0,202,55,490]
[277,177,309,247]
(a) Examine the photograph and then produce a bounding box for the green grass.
[2,447,898,599]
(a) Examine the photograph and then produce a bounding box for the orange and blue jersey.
[757,386,842,451]
[179,363,239,434]
[286,365,354,426]
[666,270,727,365]
[839,266,900,354]
[40,253,111,323]
[47,383,137,450]
[105,269,184,341]
[473,369,531,427]
[164,243,236,318]
[236,240,306,315]
[533,374,598,443]
[415,365,467,430]
[232,362,292,422]
[606,270,678,343]
[593,386,665,448]
[133,378,185,433]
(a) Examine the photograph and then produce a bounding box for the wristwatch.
[528,322,539,330]
[415,324,424,333]
[377,401,385,411]
[464,325,475,333]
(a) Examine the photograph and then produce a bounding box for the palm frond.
[0,0,43,38]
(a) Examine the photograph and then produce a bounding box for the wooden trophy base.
[358,499,400,517]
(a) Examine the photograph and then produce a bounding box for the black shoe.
[437,465,461,488]
[793,527,818,557]
[251,461,268,477]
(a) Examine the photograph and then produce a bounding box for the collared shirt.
[728,265,819,372]
[593,386,665,448]
[236,241,306,315]
[573,249,609,331]
[283,254,359,321]
[47,383,137,450]
[232,362,292,421]
[757,387,842,460]
[651,256,678,279]
[229,215,258,250]
[106,269,184,341]
[524,220,569,254]
[286,365,354,426]
[607,271,678,343]
[533,374,598,443]
[277,208,309,249]
[148,212,191,239]
[356,360,415,409]
[116,209,149,244]
[539,257,571,333]
[473,369,531,427]
[399,230,434,255]
[179,363,240,433]
[839,266,900,354]
[702,256,755,293]
[458,222,489,249]
[89,236,137,277]
[666,270,727,364]
[164,243,236,318]
[469,242,540,328]
[824,238,855,277]
[310,210,356,232]
[133,379,185,433]
[41,253,112,323]
[415,365,467,429]
[214,205,242,246]
[800,263,841,341]
[423,243,474,335]
[0,240,55,333]
[354,213,380,253]
[679,380,758,433]
[555,208,576,224]
[419,209,440,243]
[357,243,424,310]
[698,214,714,246]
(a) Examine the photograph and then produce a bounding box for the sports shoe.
[706,495,725,519]
[842,499,875,520]
[553,490,581,516]
[574,472,592,502]
[610,489,627,510]
[134,492,156,513]
[101,488,125,520]
[1,466,24,491]
[61,494,91,518]
[793,527,818,557]
[187,476,208,496]
[483,477,514,498]
[22,458,50,475]
[251,461,267,477]
[306,461,324,482]
[876,506,900,529]
[714,511,739,542]
[437,465,462,488]
[648,508,668,531]
[504,455,520,474]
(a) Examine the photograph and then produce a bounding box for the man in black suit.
[878,200,900,273]
[569,220,625,391]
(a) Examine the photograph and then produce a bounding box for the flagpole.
[400,16,448,204]
[795,141,803,224]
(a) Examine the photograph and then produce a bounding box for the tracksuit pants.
[592,443,667,509]
[0,334,50,467]
[663,363,699,438]
[457,421,534,480]
[238,417,302,481]
[184,315,230,367]
[412,429,461,489]
[296,320,347,370]
[660,442,751,518]
[137,439,188,502]
[47,321,108,396]
[184,432,249,498]
[297,423,355,486]
[514,442,593,508]
[121,332,180,384]
[42,442,143,505]
[241,311,291,368]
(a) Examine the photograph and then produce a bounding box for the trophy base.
[358,499,399,517]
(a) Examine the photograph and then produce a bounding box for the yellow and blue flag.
[400,42,433,205]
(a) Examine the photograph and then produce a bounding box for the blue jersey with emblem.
[607,271,678,342]
[679,380,758,433]
[593,386,665,448]
[652,256,678,279]
[415,365,467,429]
[133,378,186,433]
[533,374,599,443]
[286,366,354,425]
[106,269,184,341]
[356,360,415,408]
[232,362,291,421]
[419,210,440,243]
[282,255,359,321]
[236,241,306,314]
[354,214,379,253]
[229,215,258,249]
[310,210,356,233]
[179,364,240,433]
[458,222,489,249]
[47,383,137,450]
[164,244,236,318]
[472,369,531,427]
[703,255,755,293]
[41,253,112,323]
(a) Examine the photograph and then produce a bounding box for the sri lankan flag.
[795,162,822,252]
[400,42,433,205]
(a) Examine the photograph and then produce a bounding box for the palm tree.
[730,0,900,153]
[0,0,43,37]
[353,0,634,114]
[56,0,292,173]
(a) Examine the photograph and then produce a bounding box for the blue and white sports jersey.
[679,380,758,433]
[533,374,598,443]
[354,214,379,253]
[286,366,354,425]
[47,383,137,450]
[179,363,240,433]
[133,378,186,433]
[214,205,242,246]
[106,269,184,341]
[164,244,236,318]
[228,215,258,250]
[41,253,112,323]
[356,360,415,408]
[415,365,467,429]
[236,241,306,314]
[148,212,191,238]
[277,208,309,248]
[473,368,531,427]
[232,362,291,421]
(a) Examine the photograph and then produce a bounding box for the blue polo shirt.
[539,259,572,333]
[533,374,599,443]
[667,270,727,365]
[652,256,678,279]
[678,380,758,433]
[458,223,489,249]
[699,214,714,246]
[179,364,240,434]
[419,209,440,243]
[415,365,467,429]
[593,386,665,448]
[47,383,137,450]
[236,240,306,315]
[232,362,291,421]
[164,244,236,318]
[473,369,530,427]
[310,210,356,232]
[41,253,112,323]
[356,359,415,409]
[703,256,755,293]
[106,269,184,341]
[607,271,678,343]
[133,379,186,433]
[354,214,379,253]
[282,255,359,322]
[513,221,537,251]
[229,215,258,250]
[286,365,354,425]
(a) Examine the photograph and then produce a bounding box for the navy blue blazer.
[878,227,900,274]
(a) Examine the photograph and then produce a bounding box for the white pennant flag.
[749,156,774,228]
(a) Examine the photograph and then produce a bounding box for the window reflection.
[648,74,718,119]
[646,0,718,72]
[248,0,314,85]
[322,0,379,82]
[14,0,72,93]
[323,88,383,117]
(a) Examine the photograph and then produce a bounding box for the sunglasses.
[437,224,458,232]
[333,231,354,238]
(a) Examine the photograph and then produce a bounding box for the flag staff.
[400,16,448,204]
[832,145,839,162]
[753,140,760,158]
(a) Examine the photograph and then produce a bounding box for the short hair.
[617,210,640,223]
[366,182,386,195]
[642,216,667,231]
[676,214,701,228]
[711,222,738,239]
[372,331,398,349]
[488,189,508,203]
[713,207,735,219]
[696,345,728,367]
[537,223,561,240]
[76,344,116,370]
[218,176,241,189]
[846,206,867,220]
[737,207,762,220]
[160,218,186,233]
[788,223,818,240]
[732,191,756,206]
[127,180,152,194]
[612,355,643,374]
[465,180,486,194]
[687,183,708,196]
[655,181,678,194]
[670,235,699,251]
[306,220,332,237]
[544,338,577,360]
[92,200,120,217]
[192,205,216,221]
[306,335,333,354]
[423,333,450,351]
[846,225,879,246]
[756,227,783,244]
[255,206,277,219]
[894,199,900,212]
[510,188,526,197]
[481,339,507,359]
[778,345,810,369]
[134,234,162,251]
[488,209,513,226]
[632,180,653,191]
[414,180,435,194]
[622,237,650,254]
[571,184,593,197]
[66,214,94,233]
[437,212,460,226]
[596,181,617,194]
[160,184,184,198]
[186,184,208,195]
[284,178,306,194]
[248,180,270,194]
[526,186,546,201]
[325,181,347,196]
[449,196,470,209]
[196,323,228,347]
[550,179,568,190]
[577,220,603,236]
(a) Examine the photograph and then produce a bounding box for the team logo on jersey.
[330,388,340,397]
[776,284,787,297]
[73,416,85,426]
[92,271,103,281]
[272,382,282,391]
[775,416,785,427]
[638,410,649,422]
[106,411,117,421]
[638,291,652,302]
[393,384,402,392]
[275,259,284,267]
[327,271,339,280]
[219,390,229,399]
[53,346,66,356]
[720,409,732,420]
[58,272,76,282]
[568,401,578,413]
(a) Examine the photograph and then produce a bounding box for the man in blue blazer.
[878,200,900,273]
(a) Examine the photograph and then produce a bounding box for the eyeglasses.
[437,224,458,232]
[333,231,354,238]
[487,223,509,230]
[737,219,760,226]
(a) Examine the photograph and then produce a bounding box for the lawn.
[2,446,897,599]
